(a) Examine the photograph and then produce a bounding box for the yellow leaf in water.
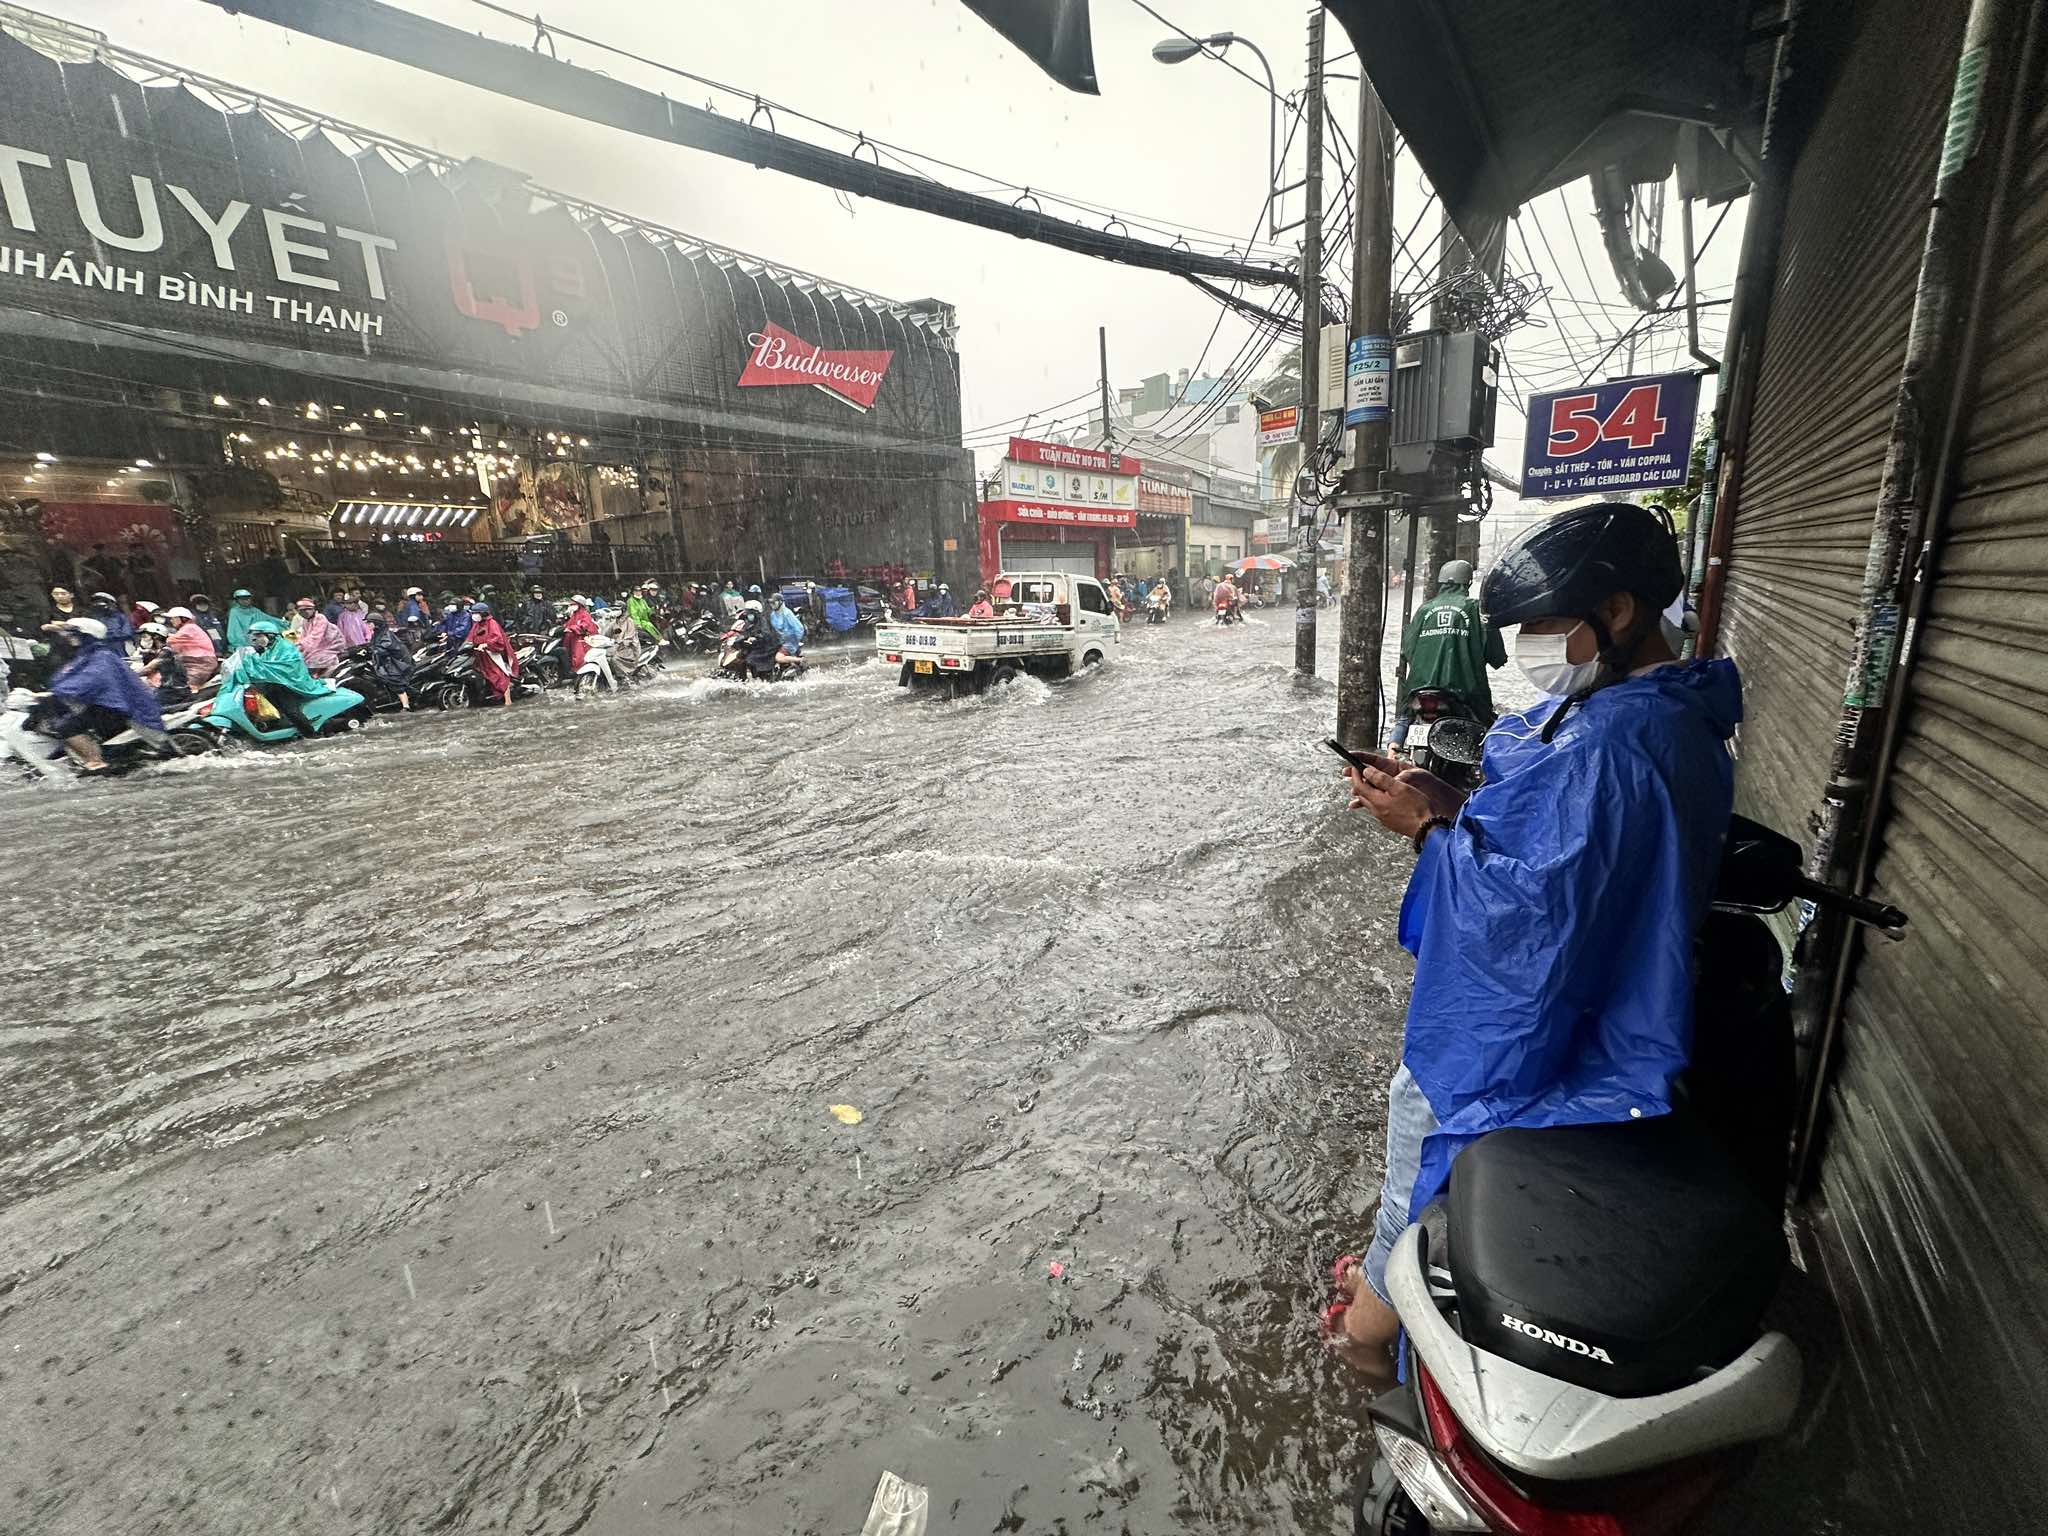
[828,1104,864,1126]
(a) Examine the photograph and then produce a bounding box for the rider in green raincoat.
[221,619,326,736]
[627,583,662,643]
[1395,559,1507,741]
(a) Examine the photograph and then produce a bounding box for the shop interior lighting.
[212,394,229,407]
[257,397,272,407]
[35,451,55,462]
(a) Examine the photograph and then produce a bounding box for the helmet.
[1479,502,1682,629]
[471,602,491,616]
[135,600,160,613]
[90,591,118,605]
[530,584,545,594]
[744,599,763,613]
[1437,559,1474,588]
[64,616,108,640]
[570,593,590,606]
[139,621,169,638]
[164,605,195,621]
[249,619,282,636]
[747,584,762,595]
[404,586,424,597]
[231,588,252,599]
[188,592,212,604]
[939,583,950,592]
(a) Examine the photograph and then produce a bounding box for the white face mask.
[1514,622,1605,698]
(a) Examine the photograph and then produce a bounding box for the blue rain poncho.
[225,600,268,649]
[1395,658,1743,1216]
[437,608,473,645]
[48,637,164,730]
[769,604,805,651]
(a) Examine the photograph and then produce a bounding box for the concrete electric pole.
[1099,325,1113,444]
[1333,74,1396,748]
[1292,8,1326,677]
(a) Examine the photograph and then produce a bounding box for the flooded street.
[2,611,1424,1535]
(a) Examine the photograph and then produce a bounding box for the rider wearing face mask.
[1329,501,1741,1376]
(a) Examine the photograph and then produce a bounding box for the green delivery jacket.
[1402,580,1506,716]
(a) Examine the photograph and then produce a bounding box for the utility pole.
[1332,71,1396,748]
[1099,326,1113,444]
[1417,212,1471,610]
[1292,7,1325,678]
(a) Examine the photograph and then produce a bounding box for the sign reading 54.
[1545,383,1669,458]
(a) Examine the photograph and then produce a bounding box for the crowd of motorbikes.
[0,591,815,788]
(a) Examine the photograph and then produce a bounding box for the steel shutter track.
[1717,0,1964,839]
[1817,85,2048,1524]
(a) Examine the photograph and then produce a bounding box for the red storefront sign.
[738,321,895,411]
[1006,437,1142,477]
[979,498,1136,530]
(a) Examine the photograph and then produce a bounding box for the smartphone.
[1322,736,1372,772]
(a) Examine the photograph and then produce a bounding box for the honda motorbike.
[329,645,413,713]
[1403,689,1488,794]
[1214,602,1245,627]
[513,625,569,690]
[1353,816,1908,1536]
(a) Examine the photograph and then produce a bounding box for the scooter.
[573,627,630,695]
[1214,602,1245,627]
[512,626,569,690]
[1353,816,1909,1536]
[1403,688,1488,794]
[0,688,214,784]
[1146,596,1171,626]
[671,614,723,655]
[329,646,413,713]
[196,677,371,747]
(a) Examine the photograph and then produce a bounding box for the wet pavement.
[2,609,1426,1535]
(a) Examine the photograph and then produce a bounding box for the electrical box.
[1389,330,1498,476]
[1319,323,1348,413]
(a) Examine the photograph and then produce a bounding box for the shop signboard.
[1137,474,1194,517]
[1257,406,1300,446]
[999,437,1139,511]
[0,40,959,441]
[979,498,1135,530]
[1521,372,1701,499]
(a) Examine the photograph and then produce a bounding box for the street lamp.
[1152,31,1280,239]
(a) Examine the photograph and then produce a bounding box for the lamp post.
[1151,32,1280,239]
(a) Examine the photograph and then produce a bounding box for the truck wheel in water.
[1082,650,1104,670]
[991,661,1019,688]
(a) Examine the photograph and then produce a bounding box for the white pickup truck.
[878,571,1122,693]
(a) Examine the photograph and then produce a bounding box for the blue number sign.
[1520,372,1701,500]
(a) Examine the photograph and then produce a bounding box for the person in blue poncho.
[38,617,165,771]
[86,590,135,651]
[224,588,268,650]
[436,601,473,646]
[1328,502,1740,1371]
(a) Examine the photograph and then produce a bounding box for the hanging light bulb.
[256,396,272,407]
[211,394,229,407]
[305,402,322,418]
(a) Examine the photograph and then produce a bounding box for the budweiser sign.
[738,321,894,411]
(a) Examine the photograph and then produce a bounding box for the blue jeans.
[1363,1064,1438,1304]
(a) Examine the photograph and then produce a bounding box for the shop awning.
[1323,0,1761,275]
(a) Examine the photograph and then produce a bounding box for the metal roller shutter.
[1717,0,1966,838]
[998,538,1095,578]
[1816,84,2048,1524]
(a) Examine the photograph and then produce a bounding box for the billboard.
[1521,372,1701,500]
[1257,406,1299,446]
[0,31,960,441]
[1000,436,1138,511]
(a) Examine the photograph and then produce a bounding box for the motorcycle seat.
[1447,1115,1784,1398]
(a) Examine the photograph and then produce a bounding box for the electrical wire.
[460,0,1290,260]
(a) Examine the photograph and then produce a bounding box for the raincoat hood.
[230,624,323,695]
[1394,657,1742,1215]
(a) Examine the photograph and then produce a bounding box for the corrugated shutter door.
[998,538,1095,578]
[1817,88,2048,1523]
[1717,0,1966,836]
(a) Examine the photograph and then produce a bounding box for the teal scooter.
[201,677,371,747]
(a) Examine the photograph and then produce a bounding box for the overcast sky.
[42,0,1738,486]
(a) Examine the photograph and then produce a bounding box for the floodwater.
[1,609,1425,1535]
[0,604,1898,1536]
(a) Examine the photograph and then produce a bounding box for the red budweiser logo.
[738,322,894,412]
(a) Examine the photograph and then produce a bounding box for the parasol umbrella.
[1232,555,1294,572]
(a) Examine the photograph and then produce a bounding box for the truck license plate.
[913,660,935,674]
